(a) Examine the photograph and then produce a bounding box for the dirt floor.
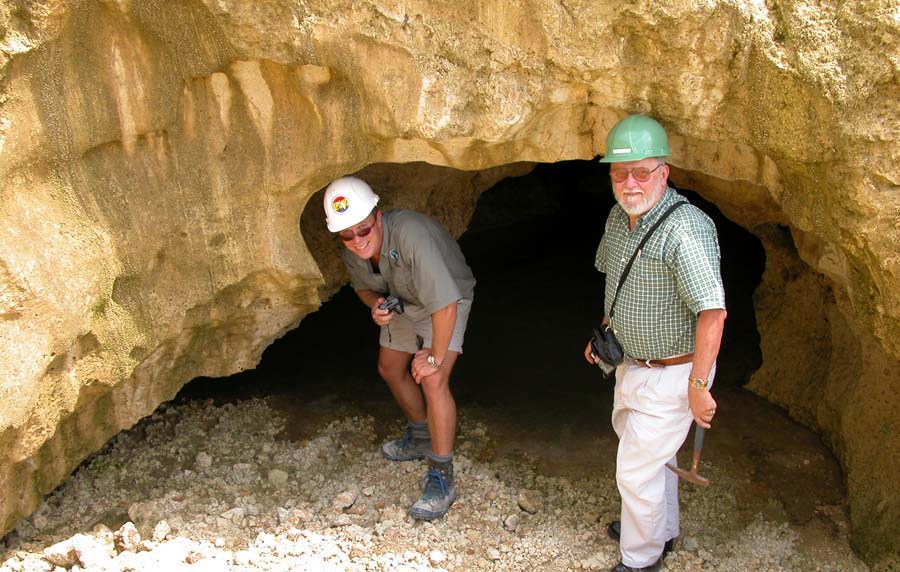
[0,165,873,571]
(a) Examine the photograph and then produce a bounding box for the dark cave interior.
[180,159,766,441]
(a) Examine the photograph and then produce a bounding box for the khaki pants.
[612,359,716,568]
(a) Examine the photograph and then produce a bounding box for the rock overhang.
[0,0,898,565]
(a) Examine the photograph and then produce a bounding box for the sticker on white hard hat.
[331,195,349,213]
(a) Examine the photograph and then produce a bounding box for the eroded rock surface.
[0,0,898,563]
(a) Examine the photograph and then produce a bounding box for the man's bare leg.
[418,350,459,456]
[377,347,426,423]
[409,349,460,520]
[378,346,433,462]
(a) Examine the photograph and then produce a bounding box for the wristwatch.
[688,376,709,390]
[426,354,443,369]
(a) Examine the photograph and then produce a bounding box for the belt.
[631,353,694,368]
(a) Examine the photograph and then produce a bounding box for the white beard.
[614,181,665,218]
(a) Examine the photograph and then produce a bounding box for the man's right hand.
[372,297,394,326]
[688,386,717,429]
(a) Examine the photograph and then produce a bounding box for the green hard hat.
[598,114,671,163]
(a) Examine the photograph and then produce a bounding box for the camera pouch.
[591,325,625,366]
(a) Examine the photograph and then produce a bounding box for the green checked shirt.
[594,187,725,360]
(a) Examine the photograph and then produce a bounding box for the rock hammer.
[666,424,710,486]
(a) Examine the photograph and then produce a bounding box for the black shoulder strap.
[609,201,687,319]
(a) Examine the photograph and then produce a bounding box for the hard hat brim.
[598,151,669,163]
[326,200,378,232]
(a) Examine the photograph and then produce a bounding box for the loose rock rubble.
[0,398,870,571]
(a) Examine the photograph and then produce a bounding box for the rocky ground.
[0,393,870,572]
[1,171,884,571]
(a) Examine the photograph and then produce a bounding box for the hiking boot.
[381,422,432,462]
[607,521,675,554]
[408,461,456,521]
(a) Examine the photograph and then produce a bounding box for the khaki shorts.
[379,298,472,354]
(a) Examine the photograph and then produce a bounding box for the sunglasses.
[609,164,664,183]
[338,216,376,241]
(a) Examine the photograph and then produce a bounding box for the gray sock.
[407,421,430,440]
[428,453,452,464]
[428,454,454,485]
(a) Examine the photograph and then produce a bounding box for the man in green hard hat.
[584,114,727,572]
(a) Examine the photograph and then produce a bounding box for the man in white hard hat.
[323,176,475,521]
[585,115,727,572]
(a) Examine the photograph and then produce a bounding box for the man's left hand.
[688,386,717,429]
[411,349,440,384]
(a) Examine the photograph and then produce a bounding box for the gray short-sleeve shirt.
[343,210,475,316]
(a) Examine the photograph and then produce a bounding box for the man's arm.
[356,289,393,326]
[355,289,381,309]
[428,301,457,365]
[688,308,727,428]
[411,301,457,383]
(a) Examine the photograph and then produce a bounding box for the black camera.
[378,296,405,315]
[590,326,618,378]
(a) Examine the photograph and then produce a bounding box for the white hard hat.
[323,176,380,232]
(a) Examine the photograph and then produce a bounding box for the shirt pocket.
[633,251,674,293]
[389,262,419,302]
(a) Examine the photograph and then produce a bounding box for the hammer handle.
[690,425,706,473]
[693,425,706,452]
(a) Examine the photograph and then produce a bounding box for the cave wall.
[0,0,898,564]
[747,224,900,562]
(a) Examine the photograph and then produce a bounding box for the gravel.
[0,397,870,572]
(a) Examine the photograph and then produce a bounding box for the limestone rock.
[152,520,171,543]
[517,489,543,514]
[333,489,359,511]
[267,469,289,488]
[0,0,898,563]
[195,452,213,470]
[504,513,521,532]
[127,502,167,538]
[113,522,142,554]
[42,534,111,569]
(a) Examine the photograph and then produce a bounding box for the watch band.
[426,354,443,369]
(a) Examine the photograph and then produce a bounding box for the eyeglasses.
[609,164,664,183]
[338,217,376,241]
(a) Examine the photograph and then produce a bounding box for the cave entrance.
[181,159,773,474]
[181,161,854,532]
[177,161,856,561]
